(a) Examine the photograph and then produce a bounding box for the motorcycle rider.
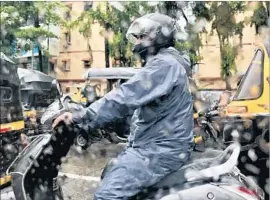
[53,13,194,199]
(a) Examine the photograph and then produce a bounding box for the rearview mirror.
[51,79,63,96]
[82,85,97,104]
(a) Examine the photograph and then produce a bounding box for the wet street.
[60,140,125,200]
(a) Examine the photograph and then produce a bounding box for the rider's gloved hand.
[52,112,73,128]
[52,109,96,134]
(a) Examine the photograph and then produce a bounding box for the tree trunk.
[218,33,232,90]
[37,46,43,72]
[87,37,93,64]
[266,1,270,17]
[225,74,232,90]
[34,10,43,72]
[105,2,111,91]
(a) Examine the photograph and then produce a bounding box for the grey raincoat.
[74,47,194,199]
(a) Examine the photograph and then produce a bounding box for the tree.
[0,1,26,56]
[249,2,269,34]
[0,1,67,72]
[76,1,209,69]
[158,2,210,71]
[90,2,156,67]
[207,2,246,90]
[74,2,173,67]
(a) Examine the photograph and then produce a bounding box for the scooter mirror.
[82,85,97,104]
[51,79,63,97]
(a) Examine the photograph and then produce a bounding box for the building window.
[84,2,93,11]
[49,62,55,72]
[65,87,70,94]
[82,59,91,68]
[64,32,71,44]
[62,60,70,71]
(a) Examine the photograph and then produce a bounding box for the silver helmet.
[126,13,178,60]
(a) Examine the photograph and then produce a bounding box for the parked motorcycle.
[0,95,264,200]
[194,102,225,151]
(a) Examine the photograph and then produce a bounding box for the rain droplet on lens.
[179,153,186,159]
[264,180,269,194]
[247,149,258,162]
[244,164,260,175]
[231,129,240,139]
[61,157,68,164]
[240,156,247,163]
[243,132,252,141]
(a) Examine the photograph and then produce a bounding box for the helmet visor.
[126,17,161,44]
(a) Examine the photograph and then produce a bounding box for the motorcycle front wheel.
[74,134,89,150]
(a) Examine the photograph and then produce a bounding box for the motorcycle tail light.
[237,187,262,200]
[220,185,263,200]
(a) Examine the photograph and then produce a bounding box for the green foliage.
[0,1,67,56]
[220,43,238,78]
[207,2,246,89]
[76,1,209,68]
[250,2,268,34]
[15,27,57,40]
[210,2,245,43]
[192,2,212,21]
[157,2,208,68]
[88,2,156,67]
[175,39,203,66]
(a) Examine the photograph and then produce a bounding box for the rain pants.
[73,47,194,200]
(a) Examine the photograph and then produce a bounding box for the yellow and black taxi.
[0,53,24,187]
[221,36,270,146]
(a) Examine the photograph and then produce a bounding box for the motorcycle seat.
[152,146,235,189]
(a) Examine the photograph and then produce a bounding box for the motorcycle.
[0,95,264,200]
[194,101,225,151]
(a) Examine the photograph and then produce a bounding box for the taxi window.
[233,49,264,100]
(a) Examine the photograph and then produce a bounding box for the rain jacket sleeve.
[73,57,181,130]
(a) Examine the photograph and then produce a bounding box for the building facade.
[51,1,108,95]
[53,2,269,92]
